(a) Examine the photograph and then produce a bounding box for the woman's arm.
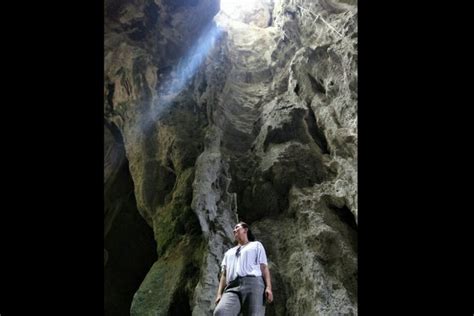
[215,269,227,305]
[260,264,273,303]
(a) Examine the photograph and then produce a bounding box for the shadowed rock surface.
[104,0,357,314]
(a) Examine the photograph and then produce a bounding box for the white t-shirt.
[221,241,268,284]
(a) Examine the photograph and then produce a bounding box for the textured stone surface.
[105,0,357,314]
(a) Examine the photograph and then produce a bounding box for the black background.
[0,0,472,315]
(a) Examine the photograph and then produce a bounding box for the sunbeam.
[150,22,222,122]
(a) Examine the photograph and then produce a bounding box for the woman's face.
[233,224,247,241]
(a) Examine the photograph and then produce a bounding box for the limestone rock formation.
[104,0,357,314]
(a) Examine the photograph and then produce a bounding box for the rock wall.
[104,121,158,315]
[104,0,357,314]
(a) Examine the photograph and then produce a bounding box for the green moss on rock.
[131,165,206,315]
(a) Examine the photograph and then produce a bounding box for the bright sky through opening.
[220,0,259,18]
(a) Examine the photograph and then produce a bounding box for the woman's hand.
[265,287,273,303]
[215,294,222,305]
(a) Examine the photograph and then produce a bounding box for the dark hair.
[238,221,255,241]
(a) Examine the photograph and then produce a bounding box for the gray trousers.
[214,276,266,316]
